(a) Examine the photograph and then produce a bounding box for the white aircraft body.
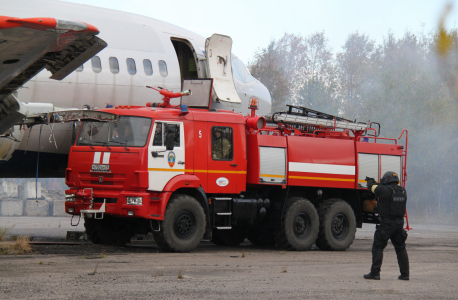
[0,0,271,178]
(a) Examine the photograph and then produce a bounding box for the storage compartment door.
[358,153,379,188]
[259,147,286,184]
[381,155,402,185]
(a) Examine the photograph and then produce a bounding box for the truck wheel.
[276,197,319,251]
[316,199,356,251]
[153,194,205,252]
[211,228,246,246]
[247,228,276,246]
[84,215,136,246]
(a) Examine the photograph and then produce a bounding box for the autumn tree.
[297,32,340,115]
[248,29,458,221]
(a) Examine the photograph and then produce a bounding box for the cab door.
[205,34,241,108]
[147,121,185,191]
[207,123,245,194]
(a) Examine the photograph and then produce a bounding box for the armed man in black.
[364,171,409,280]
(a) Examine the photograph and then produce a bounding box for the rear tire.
[275,197,319,251]
[316,199,356,251]
[84,215,137,246]
[153,194,205,252]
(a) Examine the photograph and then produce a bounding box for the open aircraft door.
[205,34,241,108]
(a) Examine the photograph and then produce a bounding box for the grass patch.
[0,226,10,241]
[153,270,163,277]
[10,237,32,254]
[0,236,32,255]
[99,252,106,258]
[241,249,246,258]
[177,270,183,279]
[39,261,44,265]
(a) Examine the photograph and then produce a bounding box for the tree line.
[248,29,458,222]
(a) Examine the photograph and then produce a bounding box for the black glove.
[365,176,376,191]
[365,176,375,184]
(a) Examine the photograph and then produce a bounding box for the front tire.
[316,199,356,251]
[84,215,137,246]
[275,197,319,250]
[153,194,205,252]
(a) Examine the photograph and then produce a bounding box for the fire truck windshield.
[76,116,152,147]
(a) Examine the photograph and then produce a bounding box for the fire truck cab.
[65,78,408,252]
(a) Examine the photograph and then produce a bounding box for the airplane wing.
[23,109,119,125]
[0,16,107,135]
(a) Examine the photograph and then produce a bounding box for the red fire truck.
[64,79,408,252]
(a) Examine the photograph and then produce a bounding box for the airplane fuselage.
[0,0,271,177]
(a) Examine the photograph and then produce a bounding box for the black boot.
[364,273,380,280]
[398,274,409,280]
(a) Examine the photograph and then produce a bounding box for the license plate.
[91,164,110,172]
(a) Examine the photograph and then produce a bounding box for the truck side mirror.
[165,124,175,150]
[71,122,77,145]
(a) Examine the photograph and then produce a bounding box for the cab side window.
[153,122,180,147]
[211,127,233,160]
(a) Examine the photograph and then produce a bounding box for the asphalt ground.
[0,216,457,299]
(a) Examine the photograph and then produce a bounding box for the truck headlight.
[126,196,143,205]
[65,194,76,202]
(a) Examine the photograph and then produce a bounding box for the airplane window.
[109,57,119,74]
[127,58,137,75]
[91,56,102,73]
[232,59,255,83]
[76,65,83,72]
[143,59,153,76]
[159,60,168,77]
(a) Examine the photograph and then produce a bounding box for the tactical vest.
[377,185,407,218]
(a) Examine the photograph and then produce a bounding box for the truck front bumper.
[65,190,172,220]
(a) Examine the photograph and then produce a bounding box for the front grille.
[91,173,114,178]
[79,172,126,187]
[90,181,114,185]
[93,197,117,204]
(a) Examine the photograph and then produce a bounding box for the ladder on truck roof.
[265,105,369,131]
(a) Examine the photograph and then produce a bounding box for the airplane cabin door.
[205,34,241,108]
[171,38,205,84]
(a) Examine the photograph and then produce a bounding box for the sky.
[64,0,456,64]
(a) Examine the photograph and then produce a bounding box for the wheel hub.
[331,213,349,240]
[293,213,311,239]
[174,210,196,239]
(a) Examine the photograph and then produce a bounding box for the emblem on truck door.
[168,151,176,168]
[216,177,229,187]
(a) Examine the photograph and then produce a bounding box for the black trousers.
[371,218,409,276]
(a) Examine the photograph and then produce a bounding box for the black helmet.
[381,171,400,184]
